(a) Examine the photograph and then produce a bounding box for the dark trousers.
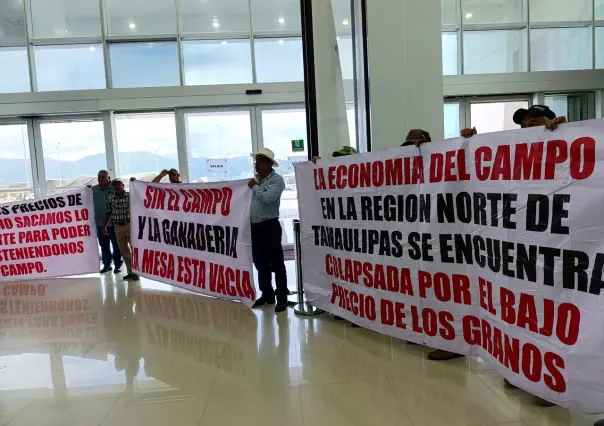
[252,218,288,302]
[97,226,123,268]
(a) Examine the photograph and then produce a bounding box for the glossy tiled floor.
[0,276,601,426]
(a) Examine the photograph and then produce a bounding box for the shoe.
[274,301,287,313]
[534,397,555,407]
[123,274,139,281]
[334,315,344,321]
[252,296,275,308]
[503,378,518,389]
[114,265,123,274]
[100,266,112,274]
[427,349,465,361]
[351,323,360,328]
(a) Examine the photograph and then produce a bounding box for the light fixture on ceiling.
[221,40,227,45]
[129,22,136,29]
[465,12,473,19]
[89,46,96,51]
[278,39,284,45]
[278,17,285,24]
[213,21,220,28]
[342,19,349,26]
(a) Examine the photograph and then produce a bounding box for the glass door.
[38,117,106,195]
[469,100,530,134]
[256,106,307,247]
[183,109,255,183]
[0,122,35,202]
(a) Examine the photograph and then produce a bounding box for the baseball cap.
[332,146,357,157]
[513,105,556,125]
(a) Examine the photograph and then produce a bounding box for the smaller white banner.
[207,159,229,174]
[130,180,256,307]
[0,188,99,282]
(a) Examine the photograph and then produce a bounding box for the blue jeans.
[97,226,123,269]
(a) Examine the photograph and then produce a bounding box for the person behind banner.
[152,168,181,184]
[104,180,139,281]
[402,129,431,147]
[92,170,123,275]
[431,104,567,408]
[248,148,288,313]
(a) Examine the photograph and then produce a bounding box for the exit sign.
[291,139,305,152]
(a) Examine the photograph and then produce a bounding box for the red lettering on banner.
[0,262,45,277]
[176,256,206,288]
[141,249,175,280]
[50,225,91,241]
[180,187,232,216]
[323,158,425,190]
[209,263,254,300]
[144,186,166,209]
[462,315,567,392]
[431,150,472,183]
[330,283,376,321]
[18,229,50,244]
[314,168,327,190]
[475,138,595,182]
[417,270,471,304]
[495,282,580,345]
[479,278,497,315]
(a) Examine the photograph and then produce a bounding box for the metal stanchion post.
[292,219,321,316]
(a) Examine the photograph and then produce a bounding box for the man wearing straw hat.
[248,148,288,313]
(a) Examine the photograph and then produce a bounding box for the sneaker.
[100,266,112,274]
[274,301,288,313]
[252,295,275,308]
[123,274,139,281]
[114,265,123,274]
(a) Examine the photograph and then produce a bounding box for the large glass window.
[115,113,178,182]
[179,0,250,34]
[597,0,604,19]
[34,44,106,92]
[252,0,301,32]
[254,38,304,83]
[182,40,252,86]
[0,47,31,93]
[470,100,528,134]
[39,120,106,194]
[104,0,177,36]
[597,27,604,69]
[464,29,527,74]
[462,0,525,24]
[332,0,352,34]
[442,0,460,26]
[0,124,34,202]
[530,27,592,71]
[109,42,180,88]
[529,0,592,22]
[0,0,26,42]
[544,94,568,119]
[29,0,101,39]
[444,103,460,139]
[184,110,253,183]
[442,32,459,75]
[337,36,353,80]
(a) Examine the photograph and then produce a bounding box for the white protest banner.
[0,188,98,281]
[296,119,604,413]
[130,180,256,306]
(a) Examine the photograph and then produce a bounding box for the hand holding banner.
[296,120,604,413]
[0,188,98,281]
[130,180,256,306]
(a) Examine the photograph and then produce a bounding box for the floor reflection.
[0,276,601,426]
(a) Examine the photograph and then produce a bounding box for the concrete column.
[364,0,444,150]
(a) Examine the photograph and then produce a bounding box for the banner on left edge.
[130,180,256,307]
[0,188,99,282]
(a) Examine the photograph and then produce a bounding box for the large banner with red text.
[296,119,604,413]
[130,180,256,307]
[0,188,98,281]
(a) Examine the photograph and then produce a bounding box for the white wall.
[366,0,445,148]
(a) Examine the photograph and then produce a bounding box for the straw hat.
[251,147,279,167]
